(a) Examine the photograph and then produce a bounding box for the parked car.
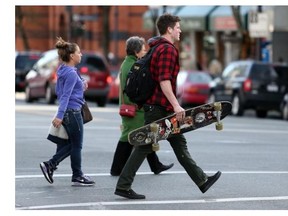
[176,70,212,107]
[209,60,288,118]
[108,66,120,103]
[280,93,288,120]
[25,49,111,106]
[15,51,41,92]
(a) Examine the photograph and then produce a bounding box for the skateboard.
[128,101,232,151]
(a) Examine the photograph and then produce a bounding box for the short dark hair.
[156,13,181,35]
[126,36,145,56]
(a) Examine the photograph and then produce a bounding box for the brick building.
[15,5,153,65]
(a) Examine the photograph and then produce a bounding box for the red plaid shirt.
[146,37,180,111]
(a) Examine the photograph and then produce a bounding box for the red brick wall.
[15,5,153,64]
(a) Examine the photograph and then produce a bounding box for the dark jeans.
[116,104,207,190]
[49,109,84,178]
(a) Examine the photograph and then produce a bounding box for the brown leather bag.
[81,101,93,124]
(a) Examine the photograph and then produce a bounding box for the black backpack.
[124,45,160,106]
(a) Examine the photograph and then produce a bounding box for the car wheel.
[45,85,55,104]
[232,94,244,116]
[256,110,267,118]
[282,103,288,120]
[25,86,33,103]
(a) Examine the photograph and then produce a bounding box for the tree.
[99,6,111,60]
[15,6,30,50]
[231,6,251,59]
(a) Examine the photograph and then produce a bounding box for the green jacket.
[119,55,144,142]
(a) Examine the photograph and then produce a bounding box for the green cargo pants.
[116,104,208,190]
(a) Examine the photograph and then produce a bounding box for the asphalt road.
[15,93,288,213]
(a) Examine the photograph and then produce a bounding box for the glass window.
[250,64,277,81]
[188,73,212,83]
[15,55,40,70]
[78,56,107,72]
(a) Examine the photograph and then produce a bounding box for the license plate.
[267,84,278,92]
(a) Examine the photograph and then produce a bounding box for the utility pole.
[255,6,262,61]
[65,6,73,41]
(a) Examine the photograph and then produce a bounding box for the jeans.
[49,109,84,178]
[116,104,207,190]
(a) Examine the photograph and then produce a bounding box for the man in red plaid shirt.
[114,13,221,199]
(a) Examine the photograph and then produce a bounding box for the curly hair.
[125,36,145,56]
[55,37,79,62]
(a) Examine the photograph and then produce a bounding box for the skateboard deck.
[128,101,232,150]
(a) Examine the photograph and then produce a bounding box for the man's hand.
[174,105,185,121]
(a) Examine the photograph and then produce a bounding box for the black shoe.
[110,171,120,176]
[40,161,54,184]
[72,175,95,186]
[153,163,174,175]
[115,188,145,199]
[199,171,221,193]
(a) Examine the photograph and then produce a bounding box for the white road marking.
[16,196,288,210]
[15,170,288,179]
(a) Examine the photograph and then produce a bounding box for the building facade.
[15,6,152,65]
[16,5,288,71]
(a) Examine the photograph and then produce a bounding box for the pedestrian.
[40,37,95,186]
[110,36,174,176]
[114,13,221,199]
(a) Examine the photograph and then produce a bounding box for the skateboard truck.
[214,102,223,131]
[150,122,160,151]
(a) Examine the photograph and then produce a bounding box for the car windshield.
[77,56,107,72]
[250,64,278,80]
[188,73,212,83]
[15,54,40,70]
[34,50,58,69]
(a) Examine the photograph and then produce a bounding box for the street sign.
[249,11,269,38]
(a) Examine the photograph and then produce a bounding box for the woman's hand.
[52,117,63,128]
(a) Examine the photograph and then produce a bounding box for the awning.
[143,6,179,30]
[209,6,258,31]
[175,6,216,31]
[143,6,217,32]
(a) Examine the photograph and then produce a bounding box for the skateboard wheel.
[145,138,152,144]
[152,143,160,151]
[214,102,222,111]
[150,123,159,133]
[215,122,223,131]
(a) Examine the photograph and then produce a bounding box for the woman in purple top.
[40,37,95,186]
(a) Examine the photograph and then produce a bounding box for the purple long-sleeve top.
[55,64,85,120]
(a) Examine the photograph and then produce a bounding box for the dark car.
[15,51,41,92]
[25,49,111,106]
[209,60,288,118]
[176,71,212,107]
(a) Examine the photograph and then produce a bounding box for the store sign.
[214,17,237,30]
[181,18,205,31]
[249,12,269,38]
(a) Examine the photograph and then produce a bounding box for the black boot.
[110,141,133,176]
